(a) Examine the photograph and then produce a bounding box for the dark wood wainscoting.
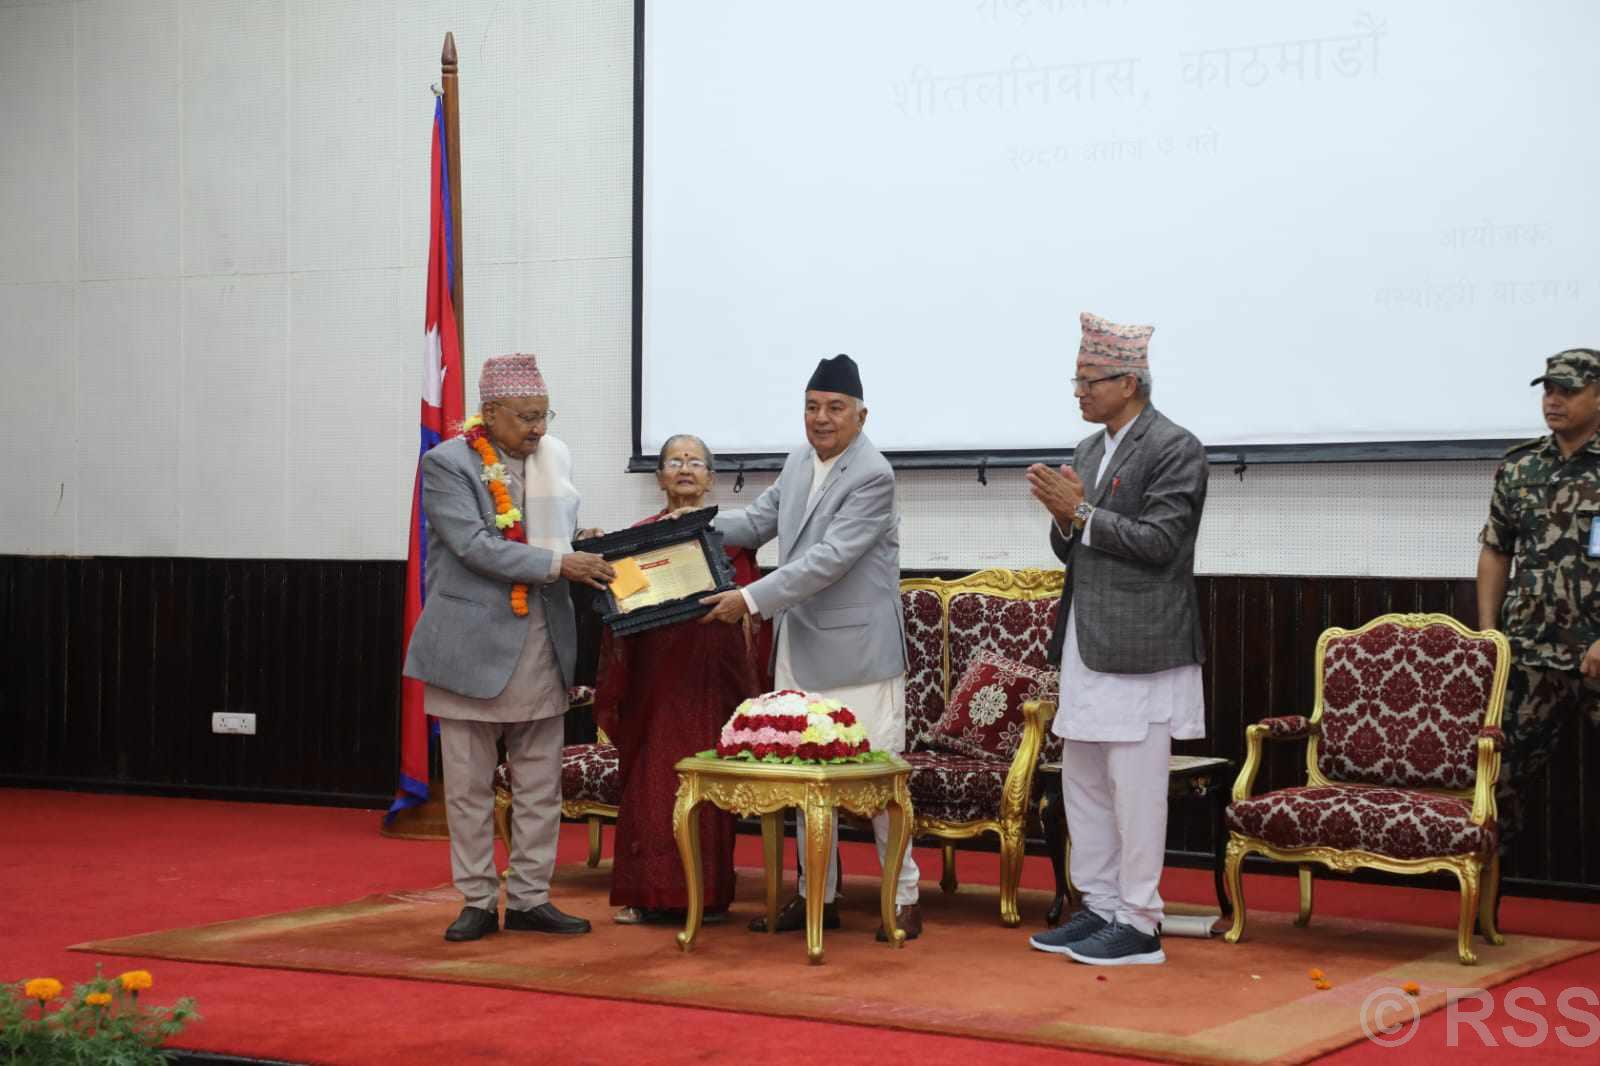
[0,556,405,806]
[2,557,1595,896]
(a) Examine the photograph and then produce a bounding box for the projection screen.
[635,0,1598,461]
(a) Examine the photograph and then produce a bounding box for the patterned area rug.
[72,863,1595,1066]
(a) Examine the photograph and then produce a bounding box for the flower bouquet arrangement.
[709,690,893,764]
[2,967,199,1065]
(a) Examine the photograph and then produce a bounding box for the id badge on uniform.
[1588,519,1600,559]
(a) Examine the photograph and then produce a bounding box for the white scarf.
[519,434,581,555]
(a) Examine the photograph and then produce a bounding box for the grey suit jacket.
[402,437,577,699]
[1046,405,1208,674]
[716,432,907,690]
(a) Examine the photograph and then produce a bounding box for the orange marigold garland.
[463,416,530,616]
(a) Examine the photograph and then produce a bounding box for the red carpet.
[66,866,1594,1064]
[3,788,1597,1065]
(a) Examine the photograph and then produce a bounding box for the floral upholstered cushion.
[926,650,1057,760]
[559,742,621,806]
[946,592,1062,761]
[1316,622,1499,790]
[1227,785,1495,861]
[904,750,1008,824]
[902,588,947,747]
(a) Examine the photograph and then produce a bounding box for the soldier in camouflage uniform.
[1478,348,1600,848]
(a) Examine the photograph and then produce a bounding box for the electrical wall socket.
[212,712,256,736]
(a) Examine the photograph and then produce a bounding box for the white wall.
[0,0,1507,577]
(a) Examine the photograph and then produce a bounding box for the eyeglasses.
[662,458,708,472]
[497,408,556,427]
[1069,374,1127,393]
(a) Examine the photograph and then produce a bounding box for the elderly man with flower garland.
[403,353,615,943]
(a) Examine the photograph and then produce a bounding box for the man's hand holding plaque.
[561,551,616,590]
[698,588,750,625]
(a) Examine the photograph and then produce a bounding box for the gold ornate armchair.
[1222,614,1510,964]
[898,568,1063,927]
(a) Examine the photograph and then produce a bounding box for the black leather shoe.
[747,895,840,933]
[505,901,592,934]
[444,905,499,942]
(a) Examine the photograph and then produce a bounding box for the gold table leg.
[761,810,782,934]
[879,795,909,947]
[673,777,704,952]
[802,794,835,964]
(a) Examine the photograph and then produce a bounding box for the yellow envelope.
[609,557,650,600]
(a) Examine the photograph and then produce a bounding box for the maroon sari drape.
[596,511,768,911]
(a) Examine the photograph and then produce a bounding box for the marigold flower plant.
[23,978,61,1003]
[2,965,197,1066]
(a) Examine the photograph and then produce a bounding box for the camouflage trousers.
[1496,660,1600,850]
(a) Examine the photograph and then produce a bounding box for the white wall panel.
[288,0,401,272]
[742,458,1503,579]
[181,0,287,276]
[518,256,647,533]
[394,1,528,271]
[520,0,632,263]
[76,279,183,556]
[76,0,180,280]
[0,3,75,284]
[177,274,288,556]
[1197,460,1497,579]
[286,267,412,558]
[459,260,523,390]
[0,283,76,553]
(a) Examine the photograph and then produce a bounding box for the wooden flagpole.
[442,32,466,367]
[388,36,468,838]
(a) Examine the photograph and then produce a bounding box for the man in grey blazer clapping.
[1024,313,1209,966]
[700,354,923,940]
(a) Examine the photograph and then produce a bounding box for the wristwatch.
[1072,501,1095,529]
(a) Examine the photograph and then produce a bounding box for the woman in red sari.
[595,434,771,924]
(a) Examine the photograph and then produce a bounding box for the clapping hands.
[1026,463,1085,526]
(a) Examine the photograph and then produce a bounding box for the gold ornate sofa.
[1222,613,1510,965]
[551,568,1065,925]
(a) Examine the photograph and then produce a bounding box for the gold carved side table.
[672,753,914,965]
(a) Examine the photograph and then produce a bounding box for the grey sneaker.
[1028,909,1109,954]
[1064,921,1166,966]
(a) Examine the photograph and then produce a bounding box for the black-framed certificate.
[571,506,739,636]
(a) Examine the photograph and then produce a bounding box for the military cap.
[1530,348,1600,388]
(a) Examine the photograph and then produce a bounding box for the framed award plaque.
[571,506,739,636]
